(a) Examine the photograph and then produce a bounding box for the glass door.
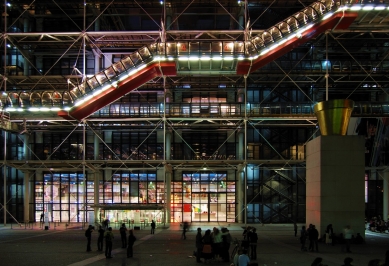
[192,192,209,222]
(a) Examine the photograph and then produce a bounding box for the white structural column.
[23,134,30,160]
[384,172,389,221]
[237,131,245,223]
[94,171,100,224]
[237,171,244,223]
[165,164,172,224]
[23,171,30,222]
[94,134,100,160]
[306,136,365,237]
[165,131,171,160]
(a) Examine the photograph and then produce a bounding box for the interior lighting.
[50,107,60,111]
[28,107,40,112]
[259,48,270,56]
[178,56,189,61]
[224,56,234,61]
[362,5,374,11]
[212,56,222,61]
[321,12,333,21]
[350,6,361,11]
[374,6,386,10]
[64,107,71,111]
[39,107,50,111]
[5,107,15,111]
[137,64,147,71]
[237,56,244,60]
[200,56,211,61]
[189,56,199,61]
[74,99,85,107]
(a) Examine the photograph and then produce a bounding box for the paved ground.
[0,222,388,266]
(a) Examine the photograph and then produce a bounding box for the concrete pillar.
[306,136,365,237]
[383,172,389,221]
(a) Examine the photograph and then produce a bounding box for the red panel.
[59,62,176,120]
[237,11,358,75]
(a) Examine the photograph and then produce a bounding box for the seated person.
[354,233,365,244]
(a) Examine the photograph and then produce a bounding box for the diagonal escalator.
[58,1,362,121]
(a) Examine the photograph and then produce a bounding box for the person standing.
[120,223,127,248]
[85,225,94,252]
[127,229,136,258]
[104,227,114,259]
[294,223,298,237]
[249,227,258,260]
[300,225,307,251]
[151,220,156,234]
[325,224,334,246]
[221,228,232,262]
[343,225,354,253]
[97,225,105,251]
[309,225,319,252]
[195,227,203,263]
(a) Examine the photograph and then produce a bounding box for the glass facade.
[172,172,235,223]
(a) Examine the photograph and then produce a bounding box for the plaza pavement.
[0,222,388,266]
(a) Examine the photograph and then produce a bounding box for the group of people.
[299,224,361,253]
[367,216,389,233]
[85,223,136,259]
[195,226,233,264]
[300,224,320,252]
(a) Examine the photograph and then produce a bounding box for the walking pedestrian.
[127,229,136,258]
[181,221,189,240]
[85,225,94,252]
[104,227,114,258]
[97,225,105,251]
[151,220,156,234]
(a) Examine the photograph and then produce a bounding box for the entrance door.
[191,192,226,222]
[192,192,209,222]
